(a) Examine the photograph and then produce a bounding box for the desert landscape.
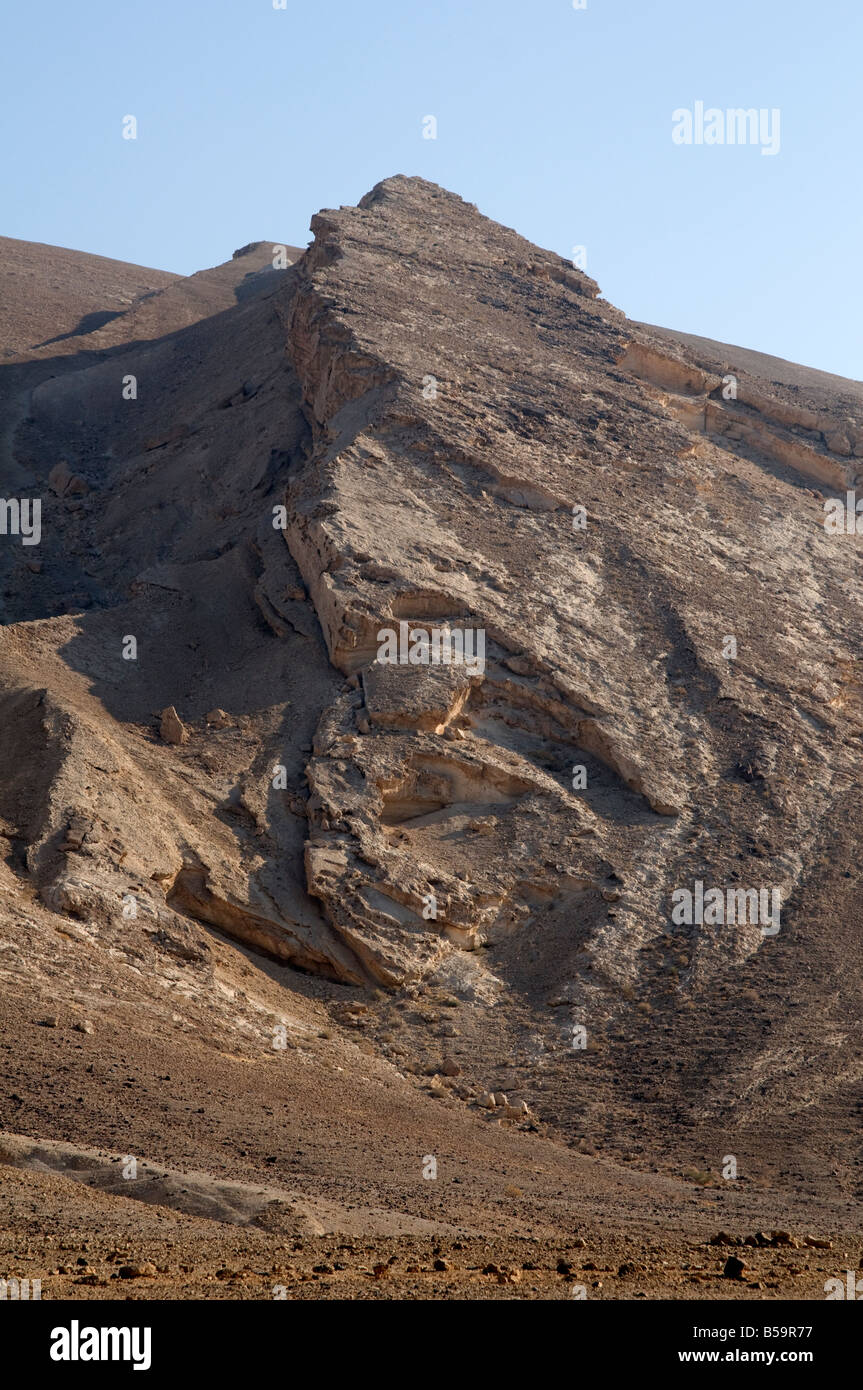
[1,175,862,1303]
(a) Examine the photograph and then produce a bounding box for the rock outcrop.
[2,177,863,1194]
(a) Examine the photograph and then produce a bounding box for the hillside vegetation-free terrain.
[1,178,861,1299]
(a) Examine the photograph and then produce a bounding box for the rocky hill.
[0,178,860,1298]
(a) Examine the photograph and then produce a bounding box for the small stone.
[478,1092,495,1109]
[433,1257,449,1272]
[503,1103,526,1121]
[825,431,852,456]
[73,1020,94,1034]
[63,815,90,849]
[160,706,188,746]
[723,1256,747,1280]
[205,708,231,727]
[441,1059,460,1077]
[49,461,88,496]
[38,1016,58,1027]
[118,1262,157,1279]
[144,423,189,452]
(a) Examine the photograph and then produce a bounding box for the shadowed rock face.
[1,177,862,1206]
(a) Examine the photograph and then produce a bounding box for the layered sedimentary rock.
[2,180,863,1180]
[263,178,863,1015]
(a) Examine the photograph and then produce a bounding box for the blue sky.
[2,0,859,377]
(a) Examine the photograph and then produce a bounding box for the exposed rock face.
[266,178,863,1026]
[2,177,863,1198]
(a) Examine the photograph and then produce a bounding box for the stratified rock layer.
[1,178,862,1184]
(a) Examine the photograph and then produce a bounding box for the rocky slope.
[1,178,861,1297]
